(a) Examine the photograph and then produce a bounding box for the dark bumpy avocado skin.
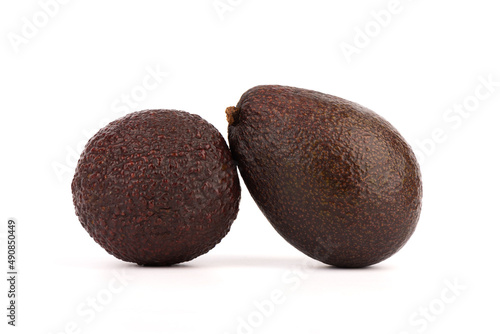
[72,110,240,266]
[227,85,422,268]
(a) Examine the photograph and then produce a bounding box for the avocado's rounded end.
[225,106,240,126]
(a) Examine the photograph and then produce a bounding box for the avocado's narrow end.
[225,106,240,126]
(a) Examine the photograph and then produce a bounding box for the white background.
[1,1,499,333]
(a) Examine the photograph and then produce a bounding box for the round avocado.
[72,109,240,266]
[227,85,422,268]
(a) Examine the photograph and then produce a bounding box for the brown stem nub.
[225,106,240,126]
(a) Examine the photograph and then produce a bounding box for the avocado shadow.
[58,255,395,271]
[317,263,395,271]
[130,262,193,269]
[56,257,195,270]
[198,255,311,269]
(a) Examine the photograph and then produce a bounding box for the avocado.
[226,85,422,268]
[72,109,240,266]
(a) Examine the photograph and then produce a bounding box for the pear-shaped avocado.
[227,85,422,268]
[72,109,240,266]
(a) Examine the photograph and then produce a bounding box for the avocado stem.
[225,106,240,126]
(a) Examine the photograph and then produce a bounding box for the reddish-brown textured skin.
[72,110,240,266]
[228,85,422,268]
